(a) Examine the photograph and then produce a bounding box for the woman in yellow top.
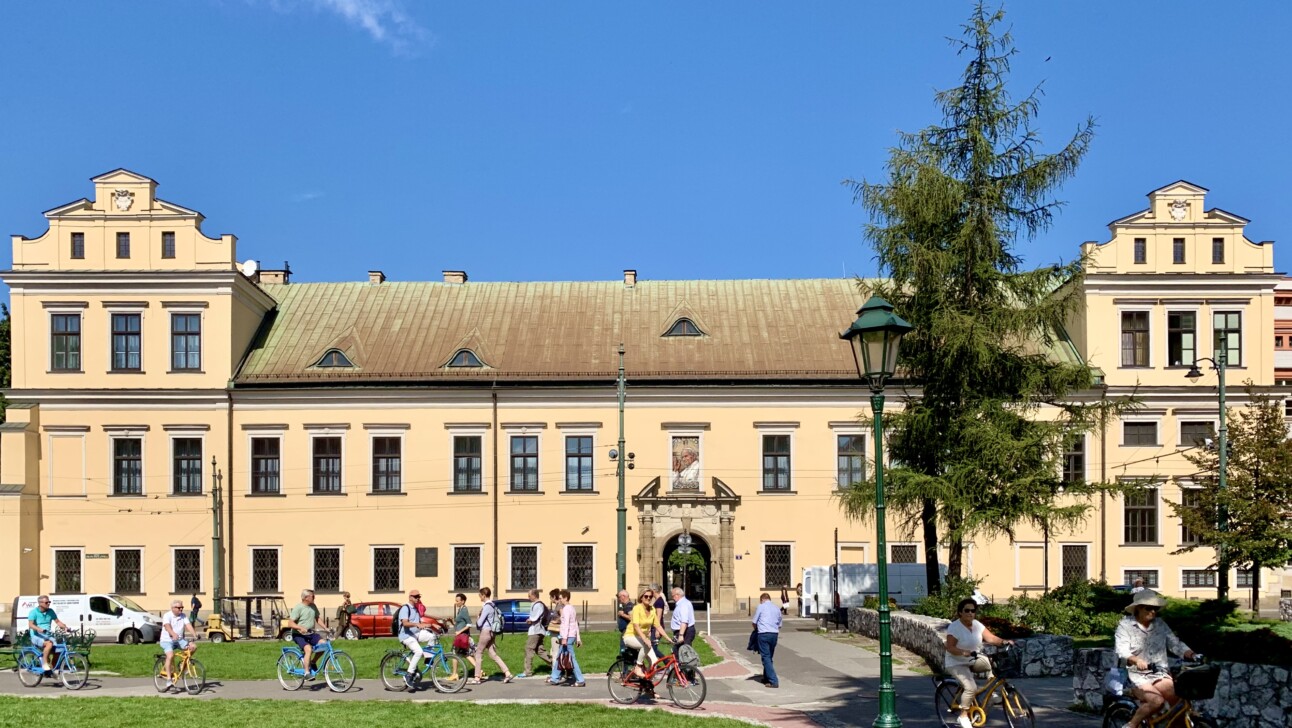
[623,588,673,678]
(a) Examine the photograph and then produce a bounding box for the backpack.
[392,605,411,637]
[538,601,553,630]
[486,601,503,633]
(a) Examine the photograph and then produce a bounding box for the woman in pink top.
[547,589,585,687]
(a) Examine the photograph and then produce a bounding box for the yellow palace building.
[1,170,1287,619]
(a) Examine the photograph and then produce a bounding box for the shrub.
[979,615,1033,639]
[910,576,982,619]
[861,596,897,611]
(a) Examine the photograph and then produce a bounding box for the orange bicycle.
[607,645,707,709]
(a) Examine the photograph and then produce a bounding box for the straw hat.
[1125,589,1167,614]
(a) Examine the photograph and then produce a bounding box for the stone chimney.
[442,270,468,284]
[368,270,386,284]
[624,269,637,287]
[259,261,291,285]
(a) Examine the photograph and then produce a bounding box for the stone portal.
[632,477,740,613]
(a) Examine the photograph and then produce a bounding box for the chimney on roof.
[368,270,386,284]
[259,261,291,285]
[443,270,467,284]
[624,269,637,287]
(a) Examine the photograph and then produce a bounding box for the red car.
[343,601,447,640]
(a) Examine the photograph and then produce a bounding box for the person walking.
[548,589,586,687]
[546,588,563,664]
[670,586,696,647]
[471,587,514,684]
[335,592,355,636]
[449,593,471,681]
[753,592,783,688]
[189,593,203,626]
[519,588,552,678]
[780,586,790,615]
[650,583,668,652]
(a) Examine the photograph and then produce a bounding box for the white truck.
[801,563,949,618]
[12,594,160,644]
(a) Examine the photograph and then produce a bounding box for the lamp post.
[1184,349,1229,601]
[841,296,912,728]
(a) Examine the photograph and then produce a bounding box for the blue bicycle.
[379,632,468,693]
[276,631,355,692]
[17,632,90,690]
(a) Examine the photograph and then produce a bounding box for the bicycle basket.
[1174,664,1219,701]
[676,644,700,669]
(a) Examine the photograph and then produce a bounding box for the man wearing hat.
[1113,590,1194,728]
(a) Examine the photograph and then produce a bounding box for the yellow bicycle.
[153,643,206,695]
[934,645,1034,728]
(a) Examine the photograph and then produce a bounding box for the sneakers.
[514,673,530,679]
[573,681,586,688]
[403,672,416,688]
[957,716,973,728]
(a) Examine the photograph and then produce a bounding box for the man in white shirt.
[519,588,551,678]
[160,599,199,687]
[672,448,700,490]
[669,587,696,646]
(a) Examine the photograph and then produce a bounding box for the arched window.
[664,319,703,337]
[315,349,354,368]
[447,349,484,368]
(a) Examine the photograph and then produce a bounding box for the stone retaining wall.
[846,607,1072,677]
[1074,647,1292,727]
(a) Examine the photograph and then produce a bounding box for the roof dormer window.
[446,349,484,368]
[315,349,354,368]
[664,318,703,337]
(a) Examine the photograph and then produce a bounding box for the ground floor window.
[174,549,201,593]
[373,547,400,592]
[1123,569,1159,589]
[54,549,82,593]
[1181,569,1216,588]
[313,548,341,593]
[453,546,481,591]
[567,545,594,590]
[510,545,538,591]
[890,544,919,564]
[1060,544,1089,586]
[113,548,142,594]
[764,544,791,587]
[252,548,280,593]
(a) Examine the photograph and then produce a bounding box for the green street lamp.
[841,295,913,728]
[1185,350,1229,601]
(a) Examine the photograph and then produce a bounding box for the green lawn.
[86,631,718,680]
[0,697,748,728]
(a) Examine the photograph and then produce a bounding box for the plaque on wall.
[415,547,438,577]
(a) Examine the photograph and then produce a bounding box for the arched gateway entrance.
[632,477,741,613]
[661,532,711,606]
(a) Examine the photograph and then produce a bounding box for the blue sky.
[2,1,1289,289]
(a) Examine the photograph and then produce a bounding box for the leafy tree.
[838,3,1110,592]
[667,549,707,592]
[1170,386,1292,614]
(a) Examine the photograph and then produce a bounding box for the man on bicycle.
[283,589,328,678]
[396,590,427,688]
[161,599,199,685]
[27,595,68,673]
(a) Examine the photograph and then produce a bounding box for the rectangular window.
[1133,238,1146,265]
[1060,544,1088,586]
[1172,238,1186,264]
[567,545,594,590]
[453,546,482,590]
[510,545,538,591]
[1180,487,1204,545]
[452,435,483,492]
[70,232,85,259]
[114,549,142,594]
[1236,569,1254,588]
[1120,311,1150,367]
[113,438,143,495]
[111,313,142,371]
[1062,436,1085,484]
[312,437,342,494]
[1167,311,1196,367]
[1180,421,1214,448]
[836,434,866,488]
[1123,422,1157,447]
[1279,336,1286,349]
[372,437,402,493]
[170,313,201,370]
[510,436,539,491]
[565,435,594,491]
[173,548,201,593]
[1124,569,1159,589]
[373,547,400,592]
[251,548,280,593]
[251,437,281,494]
[1286,399,1292,418]
[172,438,203,495]
[762,434,792,491]
[1213,311,1242,367]
[764,544,792,587]
[1124,488,1159,544]
[313,548,341,593]
[161,231,176,259]
[1212,237,1224,264]
[116,232,130,259]
[1182,569,1216,588]
[54,550,82,593]
[50,314,82,371]
[890,544,919,564]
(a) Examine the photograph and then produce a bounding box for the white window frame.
[1177,419,1217,449]
[366,425,407,494]
[888,541,920,565]
[507,543,541,592]
[451,544,485,591]
[45,430,88,497]
[51,546,85,594]
[829,422,867,490]
[245,429,286,494]
[1061,433,1088,484]
[167,430,206,496]
[558,426,599,493]
[665,425,706,494]
[1210,307,1247,368]
[1121,567,1160,590]
[106,428,148,496]
[1013,541,1045,589]
[1164,307,1200,368]
[1120,417,1161,448]
[171,546,204,594]
[311,545,344,594]
[446,424,490,493]
[1178,566,1217,592]
[761,541,794,589]
[564,542,597,591]
[166,307,205,373]
[1117,305,1155,368]
[46,307,85,373]
[1057,542,1092,586]
[111,546,145,594]
[754,422,798,493]
[501,423,545,493]
[836,541,868,565]
[370,544,402,593]
[305,426,348,495]
[1120,478,1163,546]
[249,545,283,594]
[104,303,147,373]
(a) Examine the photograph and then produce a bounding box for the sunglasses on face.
[1142,606,1160,613]
[962,608,976,614]
[411,595,422,599]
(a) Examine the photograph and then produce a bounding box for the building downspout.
[226,388,235,597]
[491,384,499,597]
[1099,385,1108,582]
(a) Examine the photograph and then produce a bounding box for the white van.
[12,594,160,644]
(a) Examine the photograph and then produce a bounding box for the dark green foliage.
[978,615,1033,640]
[909,576,982,619]
[1043,579,1131,615]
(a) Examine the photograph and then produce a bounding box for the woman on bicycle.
[944,598,1012,728]
[1114,590,1194,728]
[624,588,673,680]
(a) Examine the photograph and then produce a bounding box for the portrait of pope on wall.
[671,436,700,491]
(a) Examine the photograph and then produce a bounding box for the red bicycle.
[607,645,707,709]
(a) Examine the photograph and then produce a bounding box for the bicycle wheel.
[380,651,410,692]
[183,658,207,696]
[430,654,468,694]
[934,680,962,727]
[277,652,306,691]
[1002,685,1035,728]
[153,655,171,692]
[667,665,707,710]
[59,653,90,690]
[324,651,356,693]
[607,658,642,704]
[17,649,44,688]
[1102,703,1134,728]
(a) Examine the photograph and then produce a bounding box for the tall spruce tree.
[1171,387,1292,614]
[838,3,1103,592]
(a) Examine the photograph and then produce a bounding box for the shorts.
[30,632,49,649]
[161,638,191,652]
[292,632,324,650]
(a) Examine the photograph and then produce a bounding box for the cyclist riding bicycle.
[283,589,329,678]
[26,595,69,673]
[624,588,674,680]
[1113,590,1194,728]
[161,599,200,683]
[944,597,1014,728]
[396,590,430,688]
